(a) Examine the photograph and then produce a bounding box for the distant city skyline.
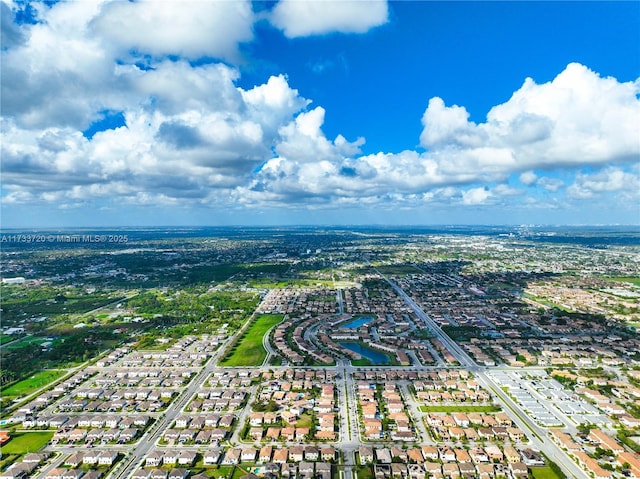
[1,1,639,227]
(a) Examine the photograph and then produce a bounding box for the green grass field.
[370,264,422,275]
[247,279,338,289]
[355,466,374,479]
[418,405,502,413]
[2,336,45,352]
[531,467,562,479]
[183,463,234,478]
[292,412,314,428]
[1,369,67,398]
[606,276,640,286]
[0,431,53,455]
[351,358,372,366]
[221,314,283,366]
[0,335,21,345]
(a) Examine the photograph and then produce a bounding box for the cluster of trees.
[1,284,120,323]
[252,400,280,412]
[1,327,119,387]
[127,289,258,324]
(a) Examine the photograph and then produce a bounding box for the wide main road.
[375,268,588,479]
[377,270,476,370]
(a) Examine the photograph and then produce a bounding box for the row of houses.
[116,340,210,368]
[53,426,138,444]
[353,370,469,382]
[188,388,248,402]
[185,396,246,413]
[0,453,51,479]
[52,427,138,444]
[373,460,528,479]
[425,413,511,428]
[55,396,170,413]
[359,443,544,466]
[29,414,150,430]
[221,445,336,464]
[207,369,260,388]
[31,469,103,479]
[63,451,118,467]
[247,426,311,442]
[142,445,337,469]
[550,428,640,479]
[163,426,228,444]
[12,371,95,420]
[8,451,119,479]
[263,369,336,382]
[430,425,525,443]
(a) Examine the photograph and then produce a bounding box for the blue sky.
[1,0,639,227]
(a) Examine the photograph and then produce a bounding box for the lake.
[342,317,373,329]
[338,342,390,365]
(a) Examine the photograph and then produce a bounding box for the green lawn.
[247,279,338,289]
[0,431,53,455]
[418,405,502,413]
[247,280,291,288]
[269,356,283,366]
[190,464,234,478]
[351,358,372,366]
[1,369,67,398]
[606,276,640,286]
[293,412,314,428]
[2,336,45,352]
[355,466,374,479]
[221,314,284,366]
[375,265,422,275]
[232,466,254,479]
[0,335,22,345]
[531,467,563,479]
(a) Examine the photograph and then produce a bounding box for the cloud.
[537,177,564,192]
[420,63,640,174]
[274,107,365,163]
[1,67,312,205]
[1,1,26,48]
[1,2,255,130]
[1,0,637,226]
[92,0,255,61]
[519,172,564,192]
[239,63,638,211]
[462,187,492,205]
[567,167,640,199]
[519,171,538,186]
[493,184,523,197]
[269,0,388,38]
[1,2,118,129]
[420,97,484,148]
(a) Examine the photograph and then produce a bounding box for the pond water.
[338,342,390,364]
[342,317,373,329]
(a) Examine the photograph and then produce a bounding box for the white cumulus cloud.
[462,187,492,205]
[1,0,637,226]
[93,0,255,61]
[519,171,538,186]
[567,167,640,199]
[420,63,640,174]
[269,0,388,38]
